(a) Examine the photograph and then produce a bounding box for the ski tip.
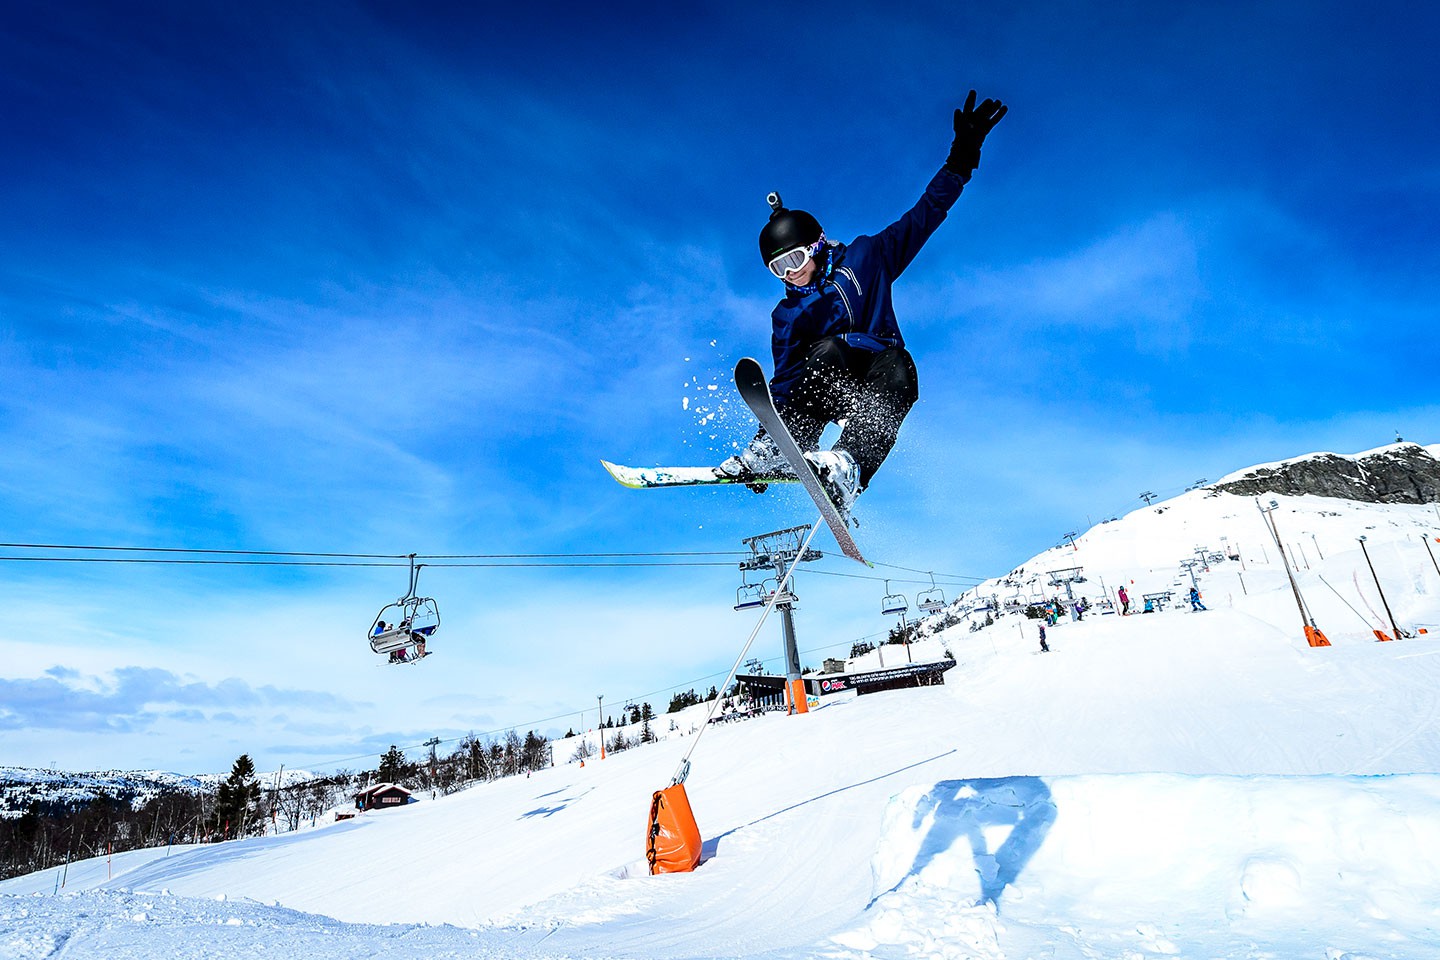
[599,459,643,488]
[735,356,765,384]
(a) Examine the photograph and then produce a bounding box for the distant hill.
[1213,442,1440,504]
[0,767,218,819]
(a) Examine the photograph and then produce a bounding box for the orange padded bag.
[646,783,701,874]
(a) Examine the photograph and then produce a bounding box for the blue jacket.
[769,166,969,407]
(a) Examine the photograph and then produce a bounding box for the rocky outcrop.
[1213,443,1440,504]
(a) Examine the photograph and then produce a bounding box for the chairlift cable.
[0,541,746,560]
[0,556,739,569]
[0,542,407,559]
[419,551,747,559]
[0,556,405,567]
[867,559,986,582]
[0,541,974,579]
[804,568,975,588]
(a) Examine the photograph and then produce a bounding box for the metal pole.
[1358,537,1403,641]
[1260,501,1311,634]
[1423,534,1440,579]
[598,694,605,760]
[779,599,804,714]
[772,558,808,715]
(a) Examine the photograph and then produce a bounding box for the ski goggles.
[765,238,824,279]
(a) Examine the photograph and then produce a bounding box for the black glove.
[946,89,1008,175]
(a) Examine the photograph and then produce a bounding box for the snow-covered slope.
[951,449,1440,647]
[6,448,1440,958]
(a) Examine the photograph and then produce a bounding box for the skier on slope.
[719,90,1007,513]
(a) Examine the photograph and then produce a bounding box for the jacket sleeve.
[768,303,806,409]
[867,167,969,279]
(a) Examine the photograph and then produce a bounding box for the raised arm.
[870,90,1008,277]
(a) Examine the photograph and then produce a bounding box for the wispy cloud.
[941,212,1203,344]
[0,666,362,733]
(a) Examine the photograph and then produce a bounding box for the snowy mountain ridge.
[0,768,217,819]
[1211,440,1440,504]
[0,767,316,820]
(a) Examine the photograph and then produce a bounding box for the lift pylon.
[738,524,823,715]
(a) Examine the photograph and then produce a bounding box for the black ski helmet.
[759,191,822,265]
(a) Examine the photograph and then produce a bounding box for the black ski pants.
[778,336,919,489]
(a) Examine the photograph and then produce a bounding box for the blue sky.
[2,0,1437,773]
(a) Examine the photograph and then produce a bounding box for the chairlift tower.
[1179,558,1203,590]
[739,524,824,715]
[1047,566,1085,601]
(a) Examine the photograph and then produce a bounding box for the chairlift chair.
[916,572,947,615]
[369,555,440,662]
[734,582,767,611]
[735,576,797,611]
[881,581,909,617]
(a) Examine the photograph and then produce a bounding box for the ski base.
[733,357,870,566]
[601,460,798,490]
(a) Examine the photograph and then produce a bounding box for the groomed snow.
[6,478,1440,958]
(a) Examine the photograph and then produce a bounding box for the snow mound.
[835,774,1440,958]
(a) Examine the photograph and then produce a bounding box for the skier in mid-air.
[719,89,1007,513]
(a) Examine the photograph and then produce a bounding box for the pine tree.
[378,745,410,784]
[212,754,262,840]
[667,688,703,713]
[521,730,551,771]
